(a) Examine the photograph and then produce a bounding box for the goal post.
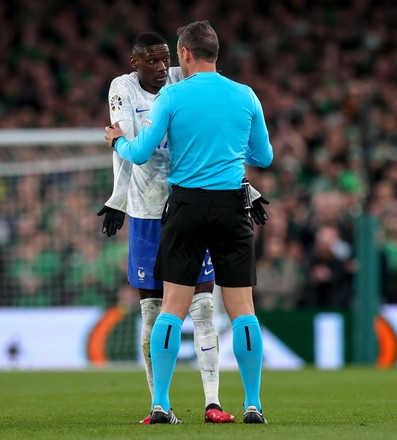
[0,128,105,146]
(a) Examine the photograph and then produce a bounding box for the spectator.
[301,224,354,308]
[2,0,397,307]
[254,236,304,310]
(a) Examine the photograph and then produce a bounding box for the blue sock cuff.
[157,313,183,329]
[232,314,259,329]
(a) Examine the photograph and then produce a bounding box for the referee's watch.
[112,136,121,149]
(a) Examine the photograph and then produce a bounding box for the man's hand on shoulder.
[97,205,125,236]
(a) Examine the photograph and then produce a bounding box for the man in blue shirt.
[105,20,273,425]
[98,32,234,425]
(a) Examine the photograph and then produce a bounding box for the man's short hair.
[177,20,219,62]
[132,32,168,55]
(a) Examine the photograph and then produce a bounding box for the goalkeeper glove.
[97,205,125,237]
[250,196,269,225]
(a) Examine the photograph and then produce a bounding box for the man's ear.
[183,47,191,63]
[130,56,138,71]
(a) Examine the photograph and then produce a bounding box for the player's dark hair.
[131,32,168,55]
[177,20,218,62]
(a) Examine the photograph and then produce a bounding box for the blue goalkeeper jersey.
[115,72,273,190]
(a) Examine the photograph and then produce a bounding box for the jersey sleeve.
[105,76,137,212]
[108,76,135,125]
[245,89,273,168]
[104,119,135,212]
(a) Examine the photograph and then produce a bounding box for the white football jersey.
[105,67,183,218]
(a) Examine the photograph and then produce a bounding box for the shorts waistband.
[170,185,244,207]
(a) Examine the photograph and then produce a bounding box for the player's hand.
[105,122,125,149]
[250,196,269,225]
[97,205,125,236]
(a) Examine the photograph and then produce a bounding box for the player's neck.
[138,77,161,95]
[188,61,217,76]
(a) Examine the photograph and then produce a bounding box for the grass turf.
[0,367,396,440]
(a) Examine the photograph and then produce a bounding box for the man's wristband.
[112,137,121,149]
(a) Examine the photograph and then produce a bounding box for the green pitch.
[0,367,396,440]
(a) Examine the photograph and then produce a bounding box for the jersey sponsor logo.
[110,95,122,111]
[201,345,216,352]
[135,108,150,113]
[204,268,214,276]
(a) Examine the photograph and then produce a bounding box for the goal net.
[0,129,143,367]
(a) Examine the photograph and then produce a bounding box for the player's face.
[131,44,171,94]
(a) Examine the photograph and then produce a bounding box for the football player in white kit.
[98,32,235,424]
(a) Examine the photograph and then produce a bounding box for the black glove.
[250,196,269,225]
[97,206,125,237]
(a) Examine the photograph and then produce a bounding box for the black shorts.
[154,186,256,287]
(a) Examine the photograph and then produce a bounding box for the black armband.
[112,136,121,149]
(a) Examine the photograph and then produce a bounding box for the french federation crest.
[138,268,145,281]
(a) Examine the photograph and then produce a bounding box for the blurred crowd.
[1,0,397,309]
[0,165,132,308]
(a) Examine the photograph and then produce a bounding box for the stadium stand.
[1,0,397,308]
